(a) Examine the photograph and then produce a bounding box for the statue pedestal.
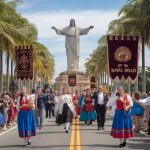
[55,71,91,92]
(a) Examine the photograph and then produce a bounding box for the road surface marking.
[76,118,81,150]
[70,119,75,150]
[0,125,17,136]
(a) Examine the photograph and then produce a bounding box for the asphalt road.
[0,112,150,150]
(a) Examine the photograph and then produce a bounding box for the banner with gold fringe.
[15,46,33,80]
[107,36,139,83]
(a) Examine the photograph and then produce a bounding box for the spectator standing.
[35,87,46,130]
[131,92,144,132]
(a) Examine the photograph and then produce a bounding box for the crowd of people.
[0,84,150,147]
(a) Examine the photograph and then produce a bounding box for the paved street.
[0,112,150,150]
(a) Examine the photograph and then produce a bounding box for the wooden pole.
[142,35,146,92]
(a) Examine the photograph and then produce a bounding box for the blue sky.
[15,0,150,80]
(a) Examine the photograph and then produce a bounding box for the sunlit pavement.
[0,112,150,150]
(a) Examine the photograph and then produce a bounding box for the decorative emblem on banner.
[19,54,29,69]
[107,36,139,82]
[115,46,132,62]
[15,46,33,80]
[68,74,76,86]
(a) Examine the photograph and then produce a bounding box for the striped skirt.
[111,109,134,138]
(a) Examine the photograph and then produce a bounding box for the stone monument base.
[55,71,91,92]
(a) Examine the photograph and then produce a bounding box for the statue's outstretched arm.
[51,26,58,34]
[89,26,94,29]
[79,26,94,35]
[51,26,65,35]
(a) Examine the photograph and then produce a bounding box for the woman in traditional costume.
[78,91,86,115]
[131,92,144,132]
[7,96,15,126]
[55,87,76,133]
[111,86,134,148]
[80,89,96,125]
[17,86,36,146]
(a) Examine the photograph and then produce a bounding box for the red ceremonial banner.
[107,36,139,82]
[90,76,96,89]
[68,74,76,86]
[15,46,33,80]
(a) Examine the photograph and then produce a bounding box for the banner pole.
[141,35,146,92]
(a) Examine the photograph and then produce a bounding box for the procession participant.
[12,97,17,125]
[35,87,46,130]
[111,86,134,148]
[7,95,15,126]
[45,90,54,118]
[17,86,36,146]
[139,93,150,134]
[72,90,78,115]
[80,89,96,125]
[93,85,108,130]
[78,90,85,115]
[131,92,144,132]
[55,87,76,133]
[54,90,60,122]
[30,89,36,109]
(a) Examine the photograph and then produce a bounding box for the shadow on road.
[0,145,27,148]
[37,131,66,135]
[0,142,149,149]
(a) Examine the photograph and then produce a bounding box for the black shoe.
[119,144,124,148]
[66,130,69,133]
[102,127,105,130]
[98,126,101,130]
[122,142,126,147]
[28,141,31,145]
[64,127,70,130]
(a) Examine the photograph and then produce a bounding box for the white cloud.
[20,9,119,79]
[22,9,118,39]
[3,9,150,80]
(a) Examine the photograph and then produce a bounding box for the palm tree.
[0,0,38,92]
[32,42,55,88]
[0,0,55,92]
[108,0,150,92]
[85,35,108,85]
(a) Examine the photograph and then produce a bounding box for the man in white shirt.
[93,85,108,130]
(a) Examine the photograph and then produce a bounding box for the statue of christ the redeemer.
[51,19,94,72]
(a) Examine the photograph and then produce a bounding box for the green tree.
[108,0,150,92]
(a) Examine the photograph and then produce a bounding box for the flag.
[107,36,139,82]
[16,46,33,80]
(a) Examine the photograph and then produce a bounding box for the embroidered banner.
[15,46,33,80]
[68,74,76,86]
[107,36,139,82]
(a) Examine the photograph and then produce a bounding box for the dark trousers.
[148,118,150,135]
[46,104,53,118]
[96,104,106,128]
